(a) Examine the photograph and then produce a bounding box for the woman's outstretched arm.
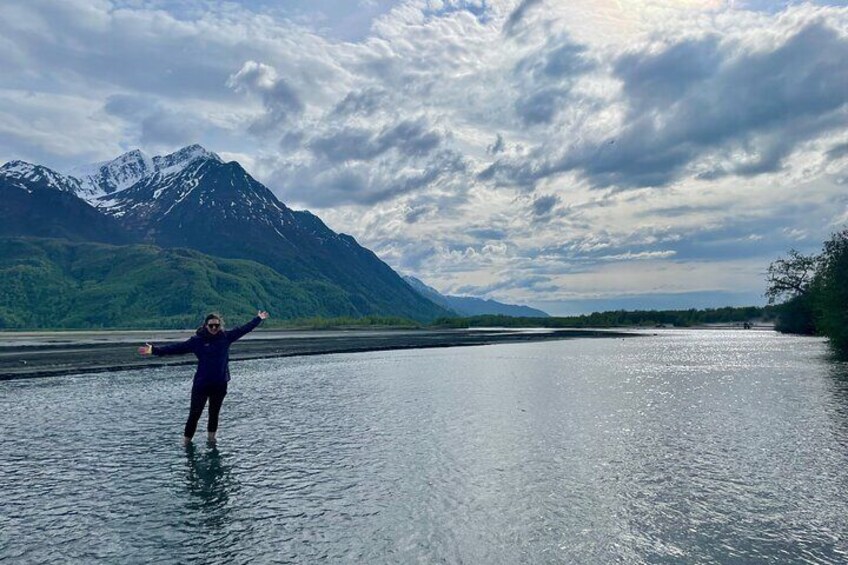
[226,310,269,343]
[138,338,195,357]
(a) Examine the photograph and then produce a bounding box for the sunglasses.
[207,323,221,328]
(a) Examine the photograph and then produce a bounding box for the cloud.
[103,94,205,148]
[0,0,246,100]
[331,88,387,117]
[277,147,468,207]
[503,0,543,36]
[309,118,442,162]
[228,61,305,132]
[531,194,559,216]
[487,134,506,155]
[422,0,492,23]
[511,35,595,125]
[139,109,205,147]
[3,0,848,312]
[488,16,848,190]
[826,141,848,161]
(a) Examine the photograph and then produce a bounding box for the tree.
[765,249,819,335]
[766,230,848,351]
[813,229,848,352]
[765,249,819,304]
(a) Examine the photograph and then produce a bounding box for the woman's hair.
[204,313,224,326]
[197,312,224,334]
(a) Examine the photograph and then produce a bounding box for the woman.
[139,310,270,444]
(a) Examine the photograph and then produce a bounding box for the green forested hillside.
[0,238,363,329]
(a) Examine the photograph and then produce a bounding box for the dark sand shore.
[0,327,638,380]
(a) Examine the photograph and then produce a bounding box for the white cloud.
[1,0,847,311]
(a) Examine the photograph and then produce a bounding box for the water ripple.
[2,331,848,563]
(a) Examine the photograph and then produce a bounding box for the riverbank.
[0,327,638,380]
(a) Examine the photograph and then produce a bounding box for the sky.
[1,0,847,315]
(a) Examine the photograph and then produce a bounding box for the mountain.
[0,146,449,322]
[0,237,360,329]
[67,144,221,200]
[83,147,446,320]
[403,276,549,318]
[0,161,135,244]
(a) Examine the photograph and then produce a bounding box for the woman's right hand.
[138,343,153,356]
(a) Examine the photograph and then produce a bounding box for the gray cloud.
[309,128,376,161]
[516,41,594,81]
[514,87,572,125]
[140,109,204,147]
[404,205,432,224]
[615,37,723,111]
[531,194,559,216]
[101,94,209,150]
[103,94,159,121]
[466,227,507,240]
[503,0,543,36]
[309,119,442,162]
[489,20,848,189]
[600,22,847,183]
[228,61,305,133]
[487,134,506,155]
[277,148,467,207]
[331,88,387,117]
[381,120,443,158]
[454,274,556,298]
[0,0,243,102]
[422,0,491,23]
[512,36,594,125]
[826,141,848,161]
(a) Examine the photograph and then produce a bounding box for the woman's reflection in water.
[184,442,238,527]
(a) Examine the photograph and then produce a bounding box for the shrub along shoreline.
[767,228,848,354]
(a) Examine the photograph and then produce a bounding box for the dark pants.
[184,380,228,438]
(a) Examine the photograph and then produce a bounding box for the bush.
[768,229,848,353]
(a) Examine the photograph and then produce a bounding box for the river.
[2,330,847,563]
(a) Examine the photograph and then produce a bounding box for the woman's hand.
[258,310,270,320]
[138,343,153,356]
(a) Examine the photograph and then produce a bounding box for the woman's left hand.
[258,310,270,320]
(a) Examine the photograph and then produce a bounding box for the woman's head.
[203,313,224,335]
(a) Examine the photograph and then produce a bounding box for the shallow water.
[2,330,847,563]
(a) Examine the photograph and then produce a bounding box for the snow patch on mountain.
[0,161,82,194]
[154,144,220,177]
[67,144,222,203]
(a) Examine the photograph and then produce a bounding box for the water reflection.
[4,332,848,563]
[183,443,238,526]
[825,353,848,446]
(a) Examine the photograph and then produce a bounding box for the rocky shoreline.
[0,327,638,380]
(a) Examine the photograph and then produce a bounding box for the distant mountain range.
[0,145,541,328]
[403,276,549,318]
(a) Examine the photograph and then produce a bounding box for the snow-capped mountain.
[0,161,134,244]
[0,145,448,320]
[0,161,83,194]
[68,144,222,201]
[92,149,443,318]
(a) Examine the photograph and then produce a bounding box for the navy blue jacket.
[152,316,263,385]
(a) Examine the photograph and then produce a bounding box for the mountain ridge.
[0,145,449,322]
[68,144,223,200]
[403,275,549,318]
